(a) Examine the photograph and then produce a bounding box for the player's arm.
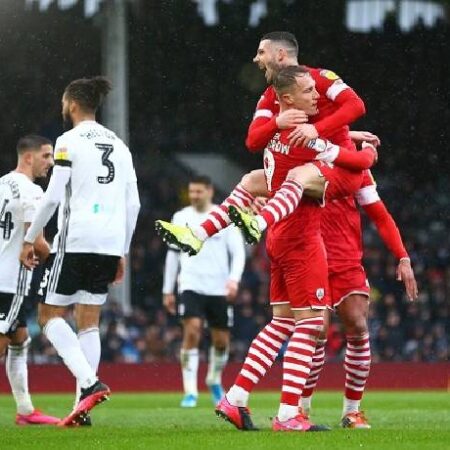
[356,178,418,301]
[123,156,141,257]
[312,139,377,170]
[289,70,366,146]
[162,212,182,314]
[225,227,246,301]
[245,90,307,152]
[21,142,71,269]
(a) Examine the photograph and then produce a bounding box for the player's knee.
[345,317,368,337]
[240,172,258,196]
[286,165,317,190]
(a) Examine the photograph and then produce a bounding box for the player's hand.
[113,257,126,285]
[288,124,319,147]
[349,130,381,147]
[20,242,38,270]
[163,293,176,314]
[226,280,239,302]
[249,196,267,214]
[362,141,378,164]
[396,258,418,302]
[276,110,308,129]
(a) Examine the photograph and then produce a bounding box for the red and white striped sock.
[343,333,371,415]
[257,179,304,232]
[300,339,327,414]
[278,317,324,421]
[226,317,295,407]
[194,183,255,240]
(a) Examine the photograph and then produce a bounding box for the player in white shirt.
[0,134,59,425]
[161,176,246,407]
[20,77,141,426]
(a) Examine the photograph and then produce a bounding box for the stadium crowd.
[0,2,448,365]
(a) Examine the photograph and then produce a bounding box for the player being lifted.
[0,135,59,425]
[156,32,417,428]
[20,77,141,426]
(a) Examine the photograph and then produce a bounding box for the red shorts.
[266,234,330,310]
[312,162,364,203]
[328,264,370,308]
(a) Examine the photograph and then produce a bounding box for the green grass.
[0,391,449,449]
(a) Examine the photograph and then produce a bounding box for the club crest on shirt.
[316,288,325,301]
[320,69,340,81]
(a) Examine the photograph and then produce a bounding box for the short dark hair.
[17,135,52,155]
[261,31,299,57]
[64,76,112,113]
[189,175,212,187]
[273,65,310,96]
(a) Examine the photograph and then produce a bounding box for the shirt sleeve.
[53,136,73,168]
[246,88,280,151]
[313,69,366,137]
[162,248,180,294]
[21,185,43,223]
[225,227,246,282]
[24,165,71,243]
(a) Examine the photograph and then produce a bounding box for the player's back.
[53,121,135,257]
[0,172,42,294]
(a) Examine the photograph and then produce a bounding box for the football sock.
[300,339,327,414]
[343,333,371,415]
[75,327,101,405]
[205,346,229,386]
[43,318,97,389]
[180,348,199,396]
[6,337,34,415]
[257,180,304,231]
[227,317,295,407]
[278,317,323,421]
[197,184,255,238]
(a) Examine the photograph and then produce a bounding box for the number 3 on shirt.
[96,143,115,184]
[264,149,275,192]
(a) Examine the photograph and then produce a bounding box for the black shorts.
[38,253,120,303]
[178,290,233,330]
[0,292,27,335]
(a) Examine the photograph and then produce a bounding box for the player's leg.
[229,164,325,244]
[155,170,267,254]
[179,290,204,407]
[300,310,330,417]
[72,303,102,425]
[216,303,294,431]
[216,255,295,430]
[273,240,330,431]
[336,291,371,429]
[205,297,233,405]
[7,326,60,425]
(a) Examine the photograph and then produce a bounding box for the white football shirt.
[51,121,137,256]
[0,172,42,294]
[163,206,246,296]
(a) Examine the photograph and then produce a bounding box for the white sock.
[256,215,268,232]
[226,385,249,407]
[343,398,360,416]
[205,346,228,386]
[300,396,312,415]
[6,337,34,415]
[44,318,97,389]
[192,226,208,241]
[75,327,101,406]
[180,348,199,396]
[277,403,299,422]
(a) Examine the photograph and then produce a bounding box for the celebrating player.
[162,176,245,407]
[0,135,59,425]
[19,77,141,426]
[156,31,417,428]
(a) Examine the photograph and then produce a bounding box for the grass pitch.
[0,391,449,449]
